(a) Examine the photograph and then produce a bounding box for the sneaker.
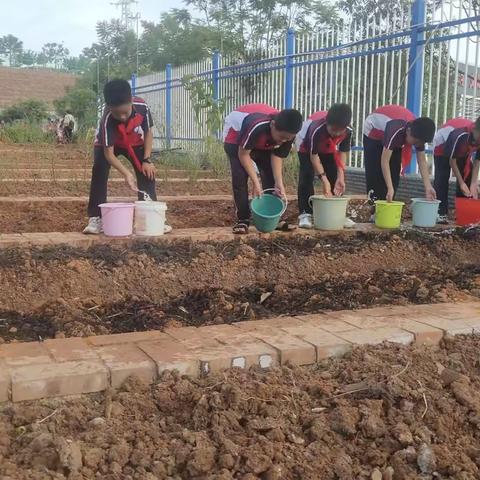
[298,213,313,229]
[83,216,103,234]
[437,215,449,225]
[164,224,172,234]
[344,217,356,228]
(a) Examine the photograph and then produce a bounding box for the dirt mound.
[1,336,480,479]
[1,231,480,342]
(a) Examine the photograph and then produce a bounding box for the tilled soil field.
[2,335,480,479]
[0,230,479,343]
[0,199,373,233]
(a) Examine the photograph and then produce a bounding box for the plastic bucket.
[309,195,350,230]
[375,200,405,229]
[99,202,135,237]
[134,201,168,236]
[411,198,441,227]
[251,191,286,233]
[456,197,480,226]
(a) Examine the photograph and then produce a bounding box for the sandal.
[276,220,297,232]
[233,222,249,234]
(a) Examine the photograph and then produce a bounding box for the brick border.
[1,302,479,402]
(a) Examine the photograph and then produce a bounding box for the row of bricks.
[0,226,372,249]
[1,302,479,403]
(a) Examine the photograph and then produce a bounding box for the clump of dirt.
[1,230,480,342]
[2,336,480,479]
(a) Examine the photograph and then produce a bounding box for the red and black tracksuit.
[295,111,352,214]
[222,103,293,224]
[88,96,156,217]
[362,105,425,201]
[433,118,480,215]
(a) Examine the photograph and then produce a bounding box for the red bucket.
[455,197,480,226]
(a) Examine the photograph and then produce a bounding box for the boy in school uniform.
[362,105,437,208]
[83,79,171,234]
[223,103,303,234]
[295,103,353,229]
[433,117,480,223]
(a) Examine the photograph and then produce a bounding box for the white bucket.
[309,195,350,230]
[134,201,167,236]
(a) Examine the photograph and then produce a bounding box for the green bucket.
[251,190,287,233]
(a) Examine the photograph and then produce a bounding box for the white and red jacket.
[363,105,422,172]
[433,118,479,179]
[296,110,352,169]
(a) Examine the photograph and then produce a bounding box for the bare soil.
[2,335,480,479]
[0,230,479,343]
[0,199,373,233]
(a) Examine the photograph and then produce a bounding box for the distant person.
[433,117,480,223]
[83,79,171,235]
[362,105,436,216]
[62,111,76,143]
[222,103,303,234]
[295,103,353,229]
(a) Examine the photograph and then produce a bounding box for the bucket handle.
[262,188,288,216]
[409,198,418,213]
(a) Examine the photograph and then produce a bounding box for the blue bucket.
[411,198,441,227]
[251,190,287,233]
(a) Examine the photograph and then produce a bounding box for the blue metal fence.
[133,0,480,171]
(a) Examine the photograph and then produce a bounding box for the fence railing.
[133,0,480,173]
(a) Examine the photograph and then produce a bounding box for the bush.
[0,100,49,123]
[54,86,98,128]
[0,122,52,144]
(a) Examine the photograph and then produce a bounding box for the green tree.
[54,86,98,127]
[18,49,37,66]
[0,35,24,66]
[41,42,70,69]
[0,99,49,123]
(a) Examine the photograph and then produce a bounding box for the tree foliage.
[0,99,49,123]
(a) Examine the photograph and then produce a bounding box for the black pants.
[64,127,74,143]
[87,146,157,217]
[297,152,338,215]
[363,135,401,201]
[434,155,471,215]
[225,143,275,223]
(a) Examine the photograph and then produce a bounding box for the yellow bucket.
[375,200,405,229]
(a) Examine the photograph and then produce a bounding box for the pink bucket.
[99,203,135,237]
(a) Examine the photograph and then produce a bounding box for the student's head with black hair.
[104,79,133,123]
[473,116,480,143]
[271,109,303,144]
[406,117,436,147]
[326,103,352,137]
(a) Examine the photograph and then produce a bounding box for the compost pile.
[1,336,480,479]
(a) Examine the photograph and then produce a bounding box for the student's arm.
[104,146,137,191]
[416,151,436,200]
[450,156,472,197]
[271,154,286,198]
[310,153,332,196]
[381,148,395,202]
[142,129,155,180]
[238,146,263,197]
[333,152,347,196]
[470,158,480,199]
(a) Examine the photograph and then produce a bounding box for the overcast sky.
[3,0,183,56]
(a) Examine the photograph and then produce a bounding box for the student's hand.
[334,178,345,196]
[460,182,472,198]
[124,172,137,192]
[275,183,286,200]
[253,181,263,198]
[322,177,332,197]
[470,183,478,199]
[425,185,437,201]
[386,188,395,203]
[142,162,156,180]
